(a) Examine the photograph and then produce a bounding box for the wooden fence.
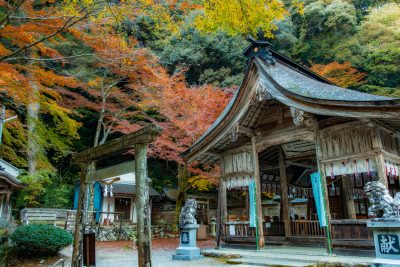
[20,208,71,226]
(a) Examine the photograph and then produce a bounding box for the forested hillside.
[0,0,398,209]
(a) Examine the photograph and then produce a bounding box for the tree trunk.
[135,143,152,267]
[87,105,105,214]
[174,164,189,226]
[27,65,40,175]
[72,164,89,267]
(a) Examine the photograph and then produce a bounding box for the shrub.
[0,220,16,238]
[9,224,73,255]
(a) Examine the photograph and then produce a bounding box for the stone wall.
[87,224,178,242]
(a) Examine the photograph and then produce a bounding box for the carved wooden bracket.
[290,107,305,126]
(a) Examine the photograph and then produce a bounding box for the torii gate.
[71,124,163,267]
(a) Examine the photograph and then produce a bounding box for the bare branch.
[0,6,93,62]
[3,53,95,62]
[0,0,27,29]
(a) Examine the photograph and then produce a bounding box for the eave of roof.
[181,58,259,159]
[0,171,24,188]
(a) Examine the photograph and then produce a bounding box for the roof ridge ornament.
[243,35,276,65]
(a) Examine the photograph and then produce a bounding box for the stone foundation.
[79,224,178,242]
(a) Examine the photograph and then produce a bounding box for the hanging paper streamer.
[354,160,359,178]
[225,176,252,190]
[325,158,377,177]
[366,159,371,177]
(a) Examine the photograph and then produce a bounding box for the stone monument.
[365,181,400,266]
[172,199,204,261]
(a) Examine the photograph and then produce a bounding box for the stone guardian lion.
[179,199,197,226]
[364,181,400,218]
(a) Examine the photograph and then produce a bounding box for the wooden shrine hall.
[181,39,400,249]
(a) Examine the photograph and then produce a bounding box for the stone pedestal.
[172,224,204,261]
[368,219,400,266]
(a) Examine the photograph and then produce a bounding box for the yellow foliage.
[195,0,289,38]
[188,176,214,191]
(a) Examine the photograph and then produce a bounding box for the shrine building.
[181,39,400,249]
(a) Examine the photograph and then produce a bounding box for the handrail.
[50,258,64,267]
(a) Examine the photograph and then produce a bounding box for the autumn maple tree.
[310,61,366,88]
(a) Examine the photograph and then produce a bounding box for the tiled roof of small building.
[106,182,159,196]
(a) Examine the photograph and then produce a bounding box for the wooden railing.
[223,221,256,239]
[264,222,285,236]
[222,219,374,248]
[290,220,325,236]
[223,221,285,240]
[331,219,373,248]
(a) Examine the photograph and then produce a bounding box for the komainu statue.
[179,199,197,226]
[364,181,400,218]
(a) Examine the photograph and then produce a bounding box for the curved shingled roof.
[266,58,392,102]
[181,49,400,161]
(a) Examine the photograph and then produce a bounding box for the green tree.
[160,27,247,86]
[351,3,400,96]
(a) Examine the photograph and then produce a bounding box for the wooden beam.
[135,143,152,267]
[72,163,89,267]
[285,161,316,169]
[204,150,222,160]
[279,146,290,238]
[256,126,314,152]
[73,124,163,164]
[251,136,265,248]
[221,171,254,179]
[87,161,134,182]
[238,126,254,137]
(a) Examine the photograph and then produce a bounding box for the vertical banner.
[248,180,256,228]
[310,172,327,227]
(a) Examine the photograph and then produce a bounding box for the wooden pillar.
[340,175,356,219]
[251,136,265,248]
[279,146,290,237]
[3,191,10,220]
[135,143,152,267]
[221,179,227,223]
[371,128,388,188]
[216,178,225,248]
[313,118,332,254]
[72,163,89,267]
[375,154,388,187]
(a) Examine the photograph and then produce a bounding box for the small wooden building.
[0,159,23,220]
[73,161,159,224]
[181,40,400,249]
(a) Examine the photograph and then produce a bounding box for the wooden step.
[227,257,317,267]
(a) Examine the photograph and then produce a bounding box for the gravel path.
[61,238,230,267]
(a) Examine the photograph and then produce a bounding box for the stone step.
[227,257,317,267]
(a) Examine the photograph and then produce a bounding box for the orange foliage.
[310,61,366,88]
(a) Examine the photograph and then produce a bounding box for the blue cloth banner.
[310,172,327,227]
[249,180,256,228]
